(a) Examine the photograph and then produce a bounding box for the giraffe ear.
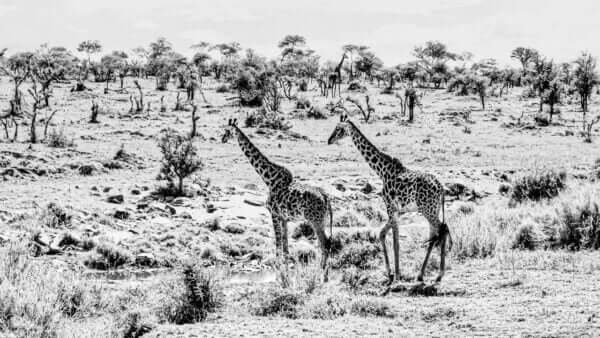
[233,118,237,125]
[228,118,232,125]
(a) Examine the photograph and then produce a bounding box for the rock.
[103,187,112,193]
[78,164,95,176]
[135,253,157,267]
[422,138,431,144]
[113,209,130,220]
[361,182,374,194]
[206,203,216,213]
[107,194,124,204]
[244,199,264,207]
[165,205,176,215]
[131,189,141,195]
[333,182,346,192]
[243,183,259,191]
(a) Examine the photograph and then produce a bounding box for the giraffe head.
[221,118,238,143]
[327,114,352,145]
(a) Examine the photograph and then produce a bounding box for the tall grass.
[452,183,600,259]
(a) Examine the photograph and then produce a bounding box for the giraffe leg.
[271,214,283,258]
[418,240,435,282]
[435,232,447,283]
[281,219,289,261]
[392,223,400,281]
[379,220,394,280]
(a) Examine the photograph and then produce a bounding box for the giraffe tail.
[442,190,453,252]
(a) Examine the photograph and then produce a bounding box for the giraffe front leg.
[281,219,289,261]
[379,221,393,281]
[392,223,400,281]
[271,214,283,258]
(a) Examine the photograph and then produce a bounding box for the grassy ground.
[1,76,600,336]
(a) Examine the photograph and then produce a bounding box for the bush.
[512,222,541,250]
[295,96,311,109]
[157,129,203,196]
[350,297,394,318]
[223,223,245,234]
[47,127,74,148]
[40,202,72,228]
[250,287,303,319]
[301,295,349,319]
[155,266,223,324]
[550,190,600,250]
[85,241,133,269]
[331,243,379,269]
[291,222,314,240]
[510,170,567,203]
[306,106,327,119]
[215,84,229,93]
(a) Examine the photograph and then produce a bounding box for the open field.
[2,73,600,336]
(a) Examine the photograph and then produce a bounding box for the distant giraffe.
[327,115,451,283]
[327,53,347,98]
[222,119,333,277]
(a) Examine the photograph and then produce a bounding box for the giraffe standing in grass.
[222,119,333,277]
[327,115,451,283]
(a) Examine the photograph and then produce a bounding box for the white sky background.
[1,0,599,66]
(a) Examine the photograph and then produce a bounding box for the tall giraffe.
[327,53,347,98]
[327,115,452,283]
[222,119,334,277]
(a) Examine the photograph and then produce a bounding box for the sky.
[1,0,599,66]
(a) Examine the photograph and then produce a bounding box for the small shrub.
[456,203,475,215]
[306,106,327,119]
[334,211,368,228]
[301,295,349,319]
[40,202,72,228]
[85,242,133,269]
[331,243,379,269]
[291,241,317,264]
[512,222,540,250]
[215,84,229,93]
[291,222,314,240]
[250,287,303,319]
[295,96,311,109]
[155,266,224,324]
[223,223,245,234]
[47,127,74,148]
[157,129,203,196]
[551,192,600,250]
[350,297,394,318]
[510,170,567,203]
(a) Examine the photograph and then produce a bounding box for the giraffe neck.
[233,126,293,188]
[347,121,401,178]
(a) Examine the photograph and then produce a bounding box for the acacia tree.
[573,52,599,123]
[342,44,368,81]
[210,42,241,80]
[0,52,34,115]
[278,35,306,62]
[32,45,76,107]
[527,57,557,113]
[354,48,383,81]
[77,40,102,79]
[511,47,539,71]
[413,41,458,87]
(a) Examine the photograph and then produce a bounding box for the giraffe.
[327,53,347,98]
[327,115,452,283]
[222,118,334,277]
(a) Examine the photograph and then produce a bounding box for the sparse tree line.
[0,37,599,143]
